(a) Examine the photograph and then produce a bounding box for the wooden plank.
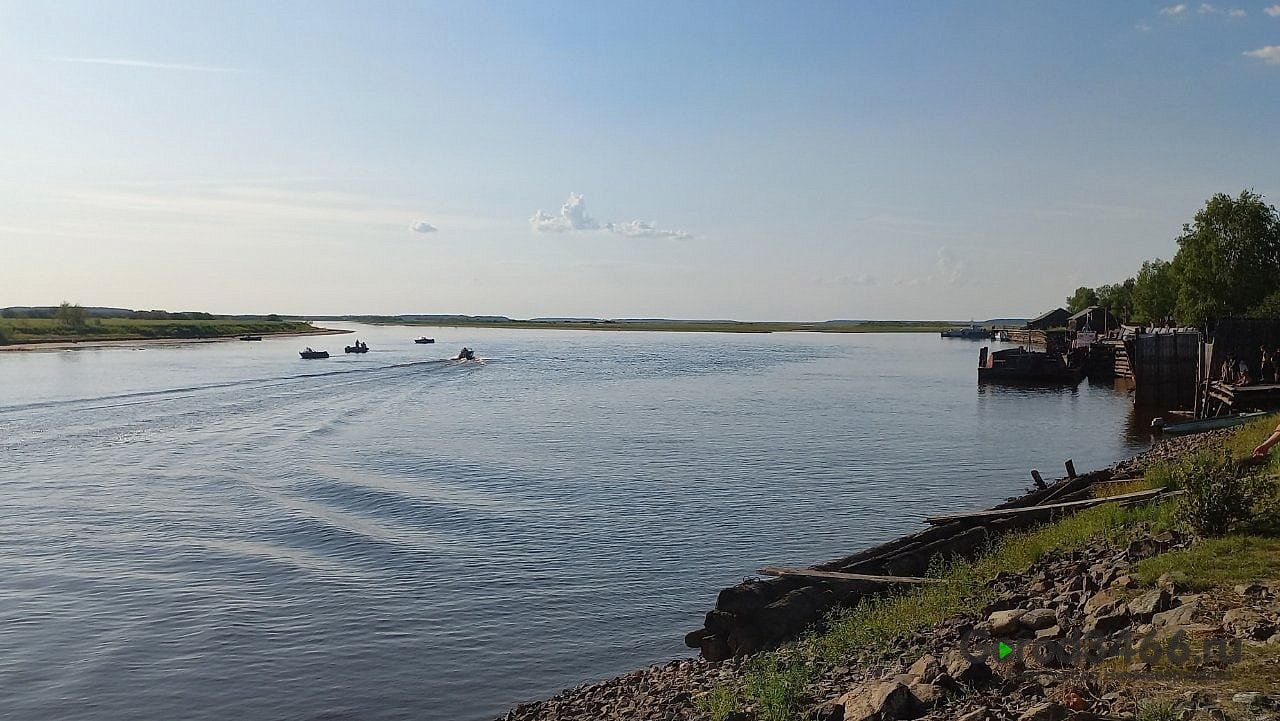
[757,567,946,584]
[924,488,1166,525]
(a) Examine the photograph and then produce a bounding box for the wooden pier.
[1202,381,1280,416]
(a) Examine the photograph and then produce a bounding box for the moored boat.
[978,346,1085,385]
[941,323,991,339]
[414,337,435,344]
[239,335,263,341]
[1153,411,1269,435]
[300,348,329,359]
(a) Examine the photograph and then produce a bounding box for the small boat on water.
[993,330,1010,342]
[1153,411,1269,435]
[239,335,263,341]
[414,337,435,344]
[345,340,369,354]
[978,346,1085,385]
[941,323,991,339]
[300,348,329,359]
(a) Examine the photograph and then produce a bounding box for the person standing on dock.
[1261,346,1275,386]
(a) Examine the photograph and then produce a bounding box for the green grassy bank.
[0,318,318,345]
[699,417,1280,721]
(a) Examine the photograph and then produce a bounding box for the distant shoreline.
[358,318,971,334]
[0,327,349,352]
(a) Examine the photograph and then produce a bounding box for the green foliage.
[695,685,740,721]
[0,317,314,344]
[1096,278,1135,324]
[1169,448,1269,537]
[1066,286,1099,314]
[1170,189,1280,327]
[1131,258,1178,326]
[741,656,812,721]
[1135,696,1184,721]
[55,301,86,329]
[1135,535,1280,590]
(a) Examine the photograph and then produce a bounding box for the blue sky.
[2,1,1278,320]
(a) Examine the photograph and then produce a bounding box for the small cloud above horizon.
[529,193,690,239]
[1266,5,1280,16]
[409,220,437,233]
[1159,3,1188,16]
[1244,45,1280,64]
[49,57,243,72]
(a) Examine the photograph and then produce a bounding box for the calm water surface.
[0,324,1157,720]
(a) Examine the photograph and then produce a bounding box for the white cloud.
[890,247,968,288]
[1159,3,1187,15]
[409,220,437,233]
[529,192,600,232]
[1198,3,1217,12]
[529,193,690,239]
[934,247,967,285]
[1266,4,1280,16]
[604,220,691,239]
[1196,3,1245,15]
[1244,45,1280,63]
[1136,22,1153,31]
[822,273,877,287]
[50,57,242,72]
[1228,8,1245,17]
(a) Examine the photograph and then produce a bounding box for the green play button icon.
[998,642,1013,659]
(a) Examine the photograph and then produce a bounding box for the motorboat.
[345,340,369,354]
[300,348,329,359]
[239,335,263,341]
[414,337,435,344]
[941,323,991,339]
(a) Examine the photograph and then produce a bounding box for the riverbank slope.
[496,421,1280,721]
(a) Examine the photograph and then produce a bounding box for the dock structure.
[1203,381,1280,417]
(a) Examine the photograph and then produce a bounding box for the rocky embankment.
[496,428,1274,721]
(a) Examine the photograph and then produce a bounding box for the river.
[0,324,1157,720]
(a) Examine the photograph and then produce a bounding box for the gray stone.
[1084,609,1130,635]
[956,708,987,721]
[839,681,922,721]
[1127,589,1172,622]
[1157,572,1190,593]
[1083,588,1124,616]
[1035,625,1062,640]
[908,682,944,708]
[906,654,941,684]
[942,649,992,686]
[1223,607,1276,640]
[1152,596,1202,628]
[1019,609,1058,631]
[1235,582,1268,597]
[1233,692,1266,706]
[989,609,1028,635]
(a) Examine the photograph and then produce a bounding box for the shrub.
[1172,449,1267,537]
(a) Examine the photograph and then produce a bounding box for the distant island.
[0,304,321,346]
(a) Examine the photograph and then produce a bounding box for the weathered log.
[924,488,1164,525]
[758,567,944,583]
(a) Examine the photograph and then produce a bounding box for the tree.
[1132,259,1178,326]
[56,301,86,329]
[1170,189,1280,327]
[1066,286,1098,314]
[1096,279,1135,323]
